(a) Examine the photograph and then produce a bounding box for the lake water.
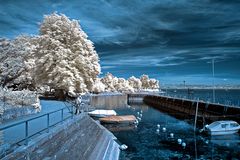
[163,89,240,107]
[102,103,240,159]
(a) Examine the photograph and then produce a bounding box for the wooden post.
[194,98,199,132]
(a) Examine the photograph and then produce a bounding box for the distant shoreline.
[161,87,240,90]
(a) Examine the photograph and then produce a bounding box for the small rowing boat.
[99,115,137,124]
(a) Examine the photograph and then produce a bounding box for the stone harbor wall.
[3,113,120,160]
[0,88,41,122]
[90,93,128,109]
[143,94,240,123]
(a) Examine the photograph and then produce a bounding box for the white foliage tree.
[140,74,150,89]
[91,78,106,93]
[0,37,36,89]
[128,76,142,90]
[34,13,101,94]
[140,74,159,89]
[100,73,135,92]
[148,78,159,89]
[100,73,118,92]
[115,78,134,92]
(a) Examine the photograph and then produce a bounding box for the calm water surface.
[164,89,240,106]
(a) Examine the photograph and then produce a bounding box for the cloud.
[0,0,240,84]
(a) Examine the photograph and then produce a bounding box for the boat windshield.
[230,123,239,127]
[221,124,228,128]
[208,122,220,128]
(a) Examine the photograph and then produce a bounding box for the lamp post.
[212,59,215,103]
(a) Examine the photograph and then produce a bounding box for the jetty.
[128,93,240,124]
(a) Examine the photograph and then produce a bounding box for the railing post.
[61,109,64,122]
[47,114,50,132]
[72,105,74,119]
[25,121,28,145]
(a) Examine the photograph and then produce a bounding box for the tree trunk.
[54,89,66,100]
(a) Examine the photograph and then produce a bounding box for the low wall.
[90,93,128,109]
[127,92,159,104]
[3,113,120,160]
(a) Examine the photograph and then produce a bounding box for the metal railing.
[162,93,240,108]
[0,106,74,147]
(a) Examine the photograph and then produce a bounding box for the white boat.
[88,109,117,118]
[201,120,240,136]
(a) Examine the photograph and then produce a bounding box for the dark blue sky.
[0,0,240,85]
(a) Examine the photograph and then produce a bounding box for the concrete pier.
[127,92,158,104]
[2,113,120,160]
[142,95,240,123]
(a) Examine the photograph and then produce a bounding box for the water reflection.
[104,124,136,132]
[101,104,240,159]
[203,134,240,148]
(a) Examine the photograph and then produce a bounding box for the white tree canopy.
[99,73,159,93]
[34,13,101,93]
[0,36,36,89]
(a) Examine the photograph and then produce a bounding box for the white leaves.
[0,87,40,113]
[140,74,159,89]
[96,73,159,93]
[0,36,35,87]
[33,13,101,93]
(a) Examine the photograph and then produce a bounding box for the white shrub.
[0,87,40,115]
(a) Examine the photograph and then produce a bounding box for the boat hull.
[208,129,239,136]
[88,110,117,118]
[88,114,114,118]
[100,115,137,124]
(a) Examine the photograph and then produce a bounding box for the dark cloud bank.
[0,0,240,85]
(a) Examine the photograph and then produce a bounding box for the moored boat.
[88,109,117,118]
[201,120,240,136]
[99,115,137,124]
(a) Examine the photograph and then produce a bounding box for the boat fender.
[162,127,166,132]
[120,144,128,150]
[177,139,182,144]
[134,120,139,125]
[182,142,186,149]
